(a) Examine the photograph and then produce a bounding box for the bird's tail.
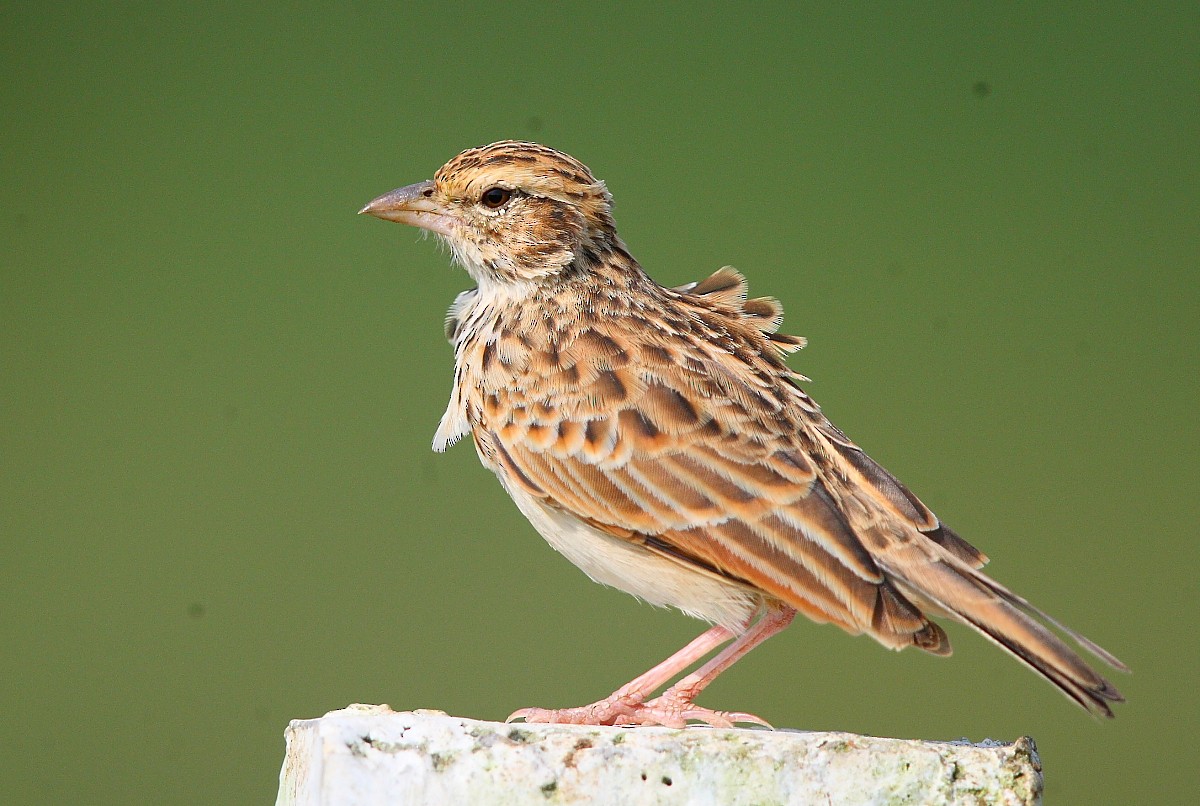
[882,543,1128,717]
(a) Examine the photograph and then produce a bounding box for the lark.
[360,141,1126,727]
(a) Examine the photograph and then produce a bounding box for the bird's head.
[361,141,620,290]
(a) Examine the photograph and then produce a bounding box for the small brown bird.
[361,141,1126,727]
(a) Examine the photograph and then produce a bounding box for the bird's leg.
[509,605,795,728]
[508,621,740,726]
[631,604,796,728]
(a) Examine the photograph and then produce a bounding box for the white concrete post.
[277,704,1041,805]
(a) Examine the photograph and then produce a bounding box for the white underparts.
[497,471,760,631]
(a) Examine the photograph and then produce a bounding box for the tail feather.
[882,543,1126,717]
[968,569,1129,672]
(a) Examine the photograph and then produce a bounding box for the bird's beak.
[358,180,453,237]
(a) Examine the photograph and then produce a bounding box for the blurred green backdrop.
[2,2,1196,803]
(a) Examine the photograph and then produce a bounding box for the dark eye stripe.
[481,187,512,209]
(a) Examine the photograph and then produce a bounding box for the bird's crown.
[435,141,609,211]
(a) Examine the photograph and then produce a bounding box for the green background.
[2,3,1196,803]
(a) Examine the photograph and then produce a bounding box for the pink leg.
[633,605,796,728]
[508,621,738,726]
[509,605,795,728]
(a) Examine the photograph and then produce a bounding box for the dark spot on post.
[507,728,531,743]
[563,737,593,769]
[661,776,673,786]
[540,781,558,796]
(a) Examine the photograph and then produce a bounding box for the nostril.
[422,188,433,197]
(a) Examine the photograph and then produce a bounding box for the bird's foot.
[628,689,773,729]
[508,688,771,729]
[507,692,646,726]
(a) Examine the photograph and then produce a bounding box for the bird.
[359,141,1126,727]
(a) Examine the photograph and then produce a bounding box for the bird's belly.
[495,471,760,630]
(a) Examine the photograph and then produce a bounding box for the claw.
[723,711,773,729]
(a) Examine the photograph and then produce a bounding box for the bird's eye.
[480,187,513,209]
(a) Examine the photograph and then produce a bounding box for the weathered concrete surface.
[277,704,1041,805]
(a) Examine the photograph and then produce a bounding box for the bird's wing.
[473,269,952,653]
